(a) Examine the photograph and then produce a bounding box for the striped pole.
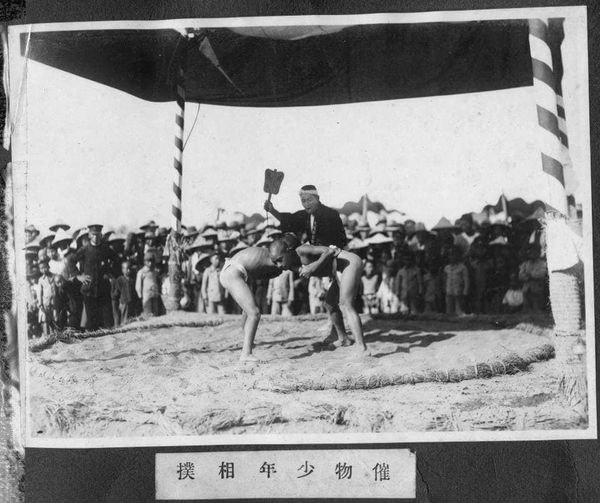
[527,18,567,215]
[529,19,583,341]
[172,66,185,233]
[165,65,186,312]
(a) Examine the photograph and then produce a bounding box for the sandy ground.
[28,313,587,438]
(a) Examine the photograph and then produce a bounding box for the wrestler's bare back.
[231,247,284,279]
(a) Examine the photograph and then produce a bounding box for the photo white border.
[7,5,596,449]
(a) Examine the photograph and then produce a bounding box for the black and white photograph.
[5,7,595,448]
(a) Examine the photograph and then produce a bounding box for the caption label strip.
[156,448,415,500]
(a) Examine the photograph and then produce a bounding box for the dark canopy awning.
[22,20,533,107]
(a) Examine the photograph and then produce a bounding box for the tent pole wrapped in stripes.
[17,19,582,323]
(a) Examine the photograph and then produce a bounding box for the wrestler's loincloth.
[222,258,248,282]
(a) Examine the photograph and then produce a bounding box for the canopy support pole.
[528,18,586,417]
[165,65,186,312]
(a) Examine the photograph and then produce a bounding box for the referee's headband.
[299,185,319,197]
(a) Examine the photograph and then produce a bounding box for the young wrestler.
[295,242,369,356]
[219,239,295,362]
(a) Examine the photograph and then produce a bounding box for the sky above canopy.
[15,15,589,232]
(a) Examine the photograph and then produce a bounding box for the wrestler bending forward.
[220,236,368,362]
[219,239,293,362]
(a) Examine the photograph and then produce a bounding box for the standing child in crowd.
[443,246,470,316]
[396,252,422,314]
[201,253,226,314]
[361,260,381,314]
[112,260,138,326]
[267,268,295,316]
[518,244,547,311]
[136,252,163,316]
[502,273,524,313]
[35,258,56,336]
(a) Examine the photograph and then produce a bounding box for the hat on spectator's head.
[385,223,404,233]
[201,225,218,239]
[25,224,39,235]
[51,228,72,248]
[109,233,126,244]
[228,241,248,257]
[140,220,158,231]
[356,220,370,231]
[49,219,71,232]
[39,232,56,248]
[183,226,199,238]
[265,228,283,239]
[76,228,89,244]
[186,235,212,252]
[415,222,428,233]
[216,220,227,230]
[489,236,508,246]
[23,237,41,251]
[103,229,115,240]
[432,217,456,231]
[88,224,104,233]
[194,253,212,271]
[256,235,274,247]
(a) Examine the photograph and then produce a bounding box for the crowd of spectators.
[24,207,549,338]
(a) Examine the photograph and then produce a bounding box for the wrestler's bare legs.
[220,268,261,362]
[338,263,369,354]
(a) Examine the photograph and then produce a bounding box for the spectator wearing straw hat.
[264,184,347,248]
[25,224,40,245]
[74,224,118,330]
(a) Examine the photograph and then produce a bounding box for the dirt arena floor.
[28,312,588,438]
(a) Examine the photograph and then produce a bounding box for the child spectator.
[135,252,163,316]
[112,260,138,326]
[201,254,226,314]
[267,269,295,316]
[443,246,470,316]
[307,276,325,314]
[502,274,524,313]
[396,252,422,314]
[35,258,56,336]
[361,260,381,314]
[518,244,547,311]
